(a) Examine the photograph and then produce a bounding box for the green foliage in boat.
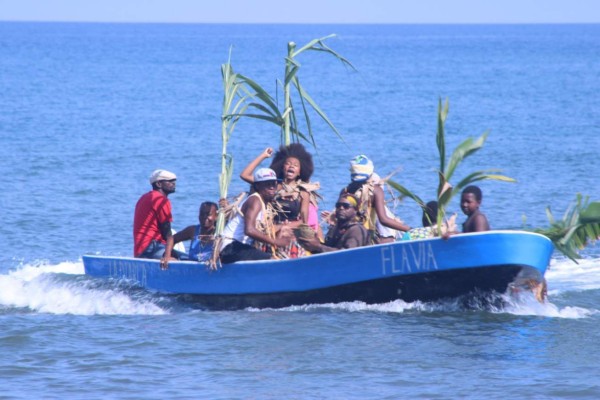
[531,195,600,262]
[388,98,515,233]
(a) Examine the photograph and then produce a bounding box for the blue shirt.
[189,225,214,262]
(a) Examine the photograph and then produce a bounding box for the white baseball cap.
[149,169,177,184]
[253,168,280,183]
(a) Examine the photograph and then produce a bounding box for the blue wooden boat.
[83,231,553,310]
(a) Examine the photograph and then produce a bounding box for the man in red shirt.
[133,169,183,269]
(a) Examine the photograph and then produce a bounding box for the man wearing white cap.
[220,168,292,264]
[133,169,184,269]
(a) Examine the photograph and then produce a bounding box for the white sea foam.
[260,295,597,319]
[494,290,597,319]
[261,299,429,313]
[0,260,167,315]
[545,256,600,294]
[254,298,477,314]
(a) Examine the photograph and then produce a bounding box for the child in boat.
[461,185,490,233]
[173,201,218,263]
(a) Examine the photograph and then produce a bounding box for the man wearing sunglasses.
[299,193,368,253]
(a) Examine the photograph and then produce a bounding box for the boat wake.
[251,255,600,319]
[248,295,593,318]
[0,260,167,315]
[545,256,600,294]
[255,293,597,319]
[2,255,599,318]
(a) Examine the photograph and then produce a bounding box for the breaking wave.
[0,260,167,315]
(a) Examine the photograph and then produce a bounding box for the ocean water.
[1,22,600,399]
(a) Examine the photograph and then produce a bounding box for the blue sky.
[0,0,598,23]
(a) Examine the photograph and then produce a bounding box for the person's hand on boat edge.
[160,256,177,270]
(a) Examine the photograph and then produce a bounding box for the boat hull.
[83,231,553,310]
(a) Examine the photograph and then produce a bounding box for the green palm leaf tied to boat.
[530,195,600,262]
[388,98,516,236]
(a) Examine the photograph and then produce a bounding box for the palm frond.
[292,76,344,143]
[390,98,515,237]
[533,196,600,263]
[236,73,281,116]
[452,170,516,194]
[387,179,426,209]
[444,132,489,181]
[436,98,449,174]
[223,36,352,148]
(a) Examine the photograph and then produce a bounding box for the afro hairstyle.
[269,143,314,182]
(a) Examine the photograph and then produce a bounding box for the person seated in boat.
[402,201,457,240]
[461,185,490,233]
[297,194,369,253]
[240,144,322,257]
[173,201,218,263]
[220,168,293,264]
[133,169,187,269]
[340,155,411,243]
[402,201,439,240]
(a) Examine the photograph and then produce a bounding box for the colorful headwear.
[340,193,360,209]
[149,169,177,184]
[253,167,280,183]
[350,155,374,182]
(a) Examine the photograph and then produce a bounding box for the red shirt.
[133,190,173,256]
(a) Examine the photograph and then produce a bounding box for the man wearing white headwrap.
[343,155,411,243]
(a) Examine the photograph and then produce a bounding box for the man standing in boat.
[219,168,293,264]
[133,169,185,269]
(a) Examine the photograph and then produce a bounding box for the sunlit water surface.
[1,23,599,399]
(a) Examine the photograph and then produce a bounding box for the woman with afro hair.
[240,143,322,256]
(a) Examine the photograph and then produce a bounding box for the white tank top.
[220,193,265,250]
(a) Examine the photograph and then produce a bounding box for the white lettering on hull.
[108,260,148,286]
[381,242,438,275]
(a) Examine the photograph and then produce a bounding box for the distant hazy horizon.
[1,0,599,24]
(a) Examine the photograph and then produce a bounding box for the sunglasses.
[335,202,354,210]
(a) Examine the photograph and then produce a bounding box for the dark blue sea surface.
[1,22,599,399]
